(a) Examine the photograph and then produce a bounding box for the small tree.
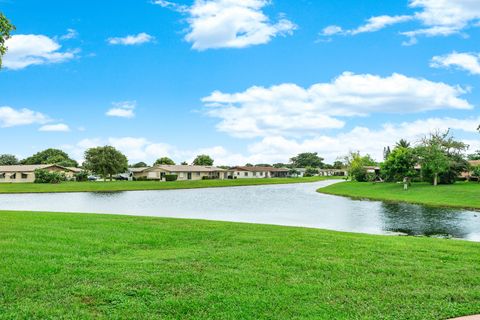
[193,154,214,166]
[0,154,19,165]
[130,162,148,168]
[290,152,324,168]
[0,13,15,69]
[83,146,128,181]
[154,157,175,166]
[304,167,319,177]
[21,148,78,167]
[344,151,376,182]
[381,147,417,182]
[181,161,188,165]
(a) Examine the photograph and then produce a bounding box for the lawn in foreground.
[0,211,479,319]
[0,176,336,194]
[318,181,480,210]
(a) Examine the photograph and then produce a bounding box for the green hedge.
[34,169,67,184]
[165,174,178,182]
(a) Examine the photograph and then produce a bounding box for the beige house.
[231,166,289,179]
[0,164,79,183]
[130,165,233,181]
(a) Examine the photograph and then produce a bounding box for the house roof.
[67,167,83,173]
[129,167,151,173]
[469,160,480,167]
[0,164,77,173]
[148,165,228,173]
[232,166,290,172]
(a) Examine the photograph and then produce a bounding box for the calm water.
[0,180,479,241]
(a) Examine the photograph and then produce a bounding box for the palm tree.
[395,139,411,149]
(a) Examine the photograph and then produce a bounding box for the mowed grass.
[0,211,479,319]
[318,181,480,210]
[0,176,336,194]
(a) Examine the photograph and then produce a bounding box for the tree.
[396,139,411,149]
[154,157,175,166]
[0,154,19,165]
[21,148,78,167]
[344,151,376,182]
[255,163,272,167]
[245,163,254,167]
[467,151,480,161]
[416,131,468,186]
[181,161,188,165]
[383,146,391,160]
[130,162,148,168]
[304,167,319,177]
[0,13,15,69]
[381,146,417,182]
[332,161,344,169]
[83,146,128,181]
[273,163,290,168]
[193,154,214,166]
[290,152,324,168]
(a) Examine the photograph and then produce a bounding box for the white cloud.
[60,29,78,40]
[320,25,344,36]
[107,33,155,45]
[4,34,77,70]
[431,52,480,75]
[155,0,296,50]
[106,101,136,118]
[350,15,413,35]
[203,72,472,138]
[0,106,50,128]
[38,123,71,132]
[322,0,480,43]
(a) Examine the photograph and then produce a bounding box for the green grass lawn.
[0,176,336,194]
[0,211,479,319]
[318,181,480,210]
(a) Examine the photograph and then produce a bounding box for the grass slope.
[0,176,335,194]
[0,211,479,319]
[318,181,480,210]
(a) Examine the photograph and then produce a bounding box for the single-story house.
[0,164,79,183]
[231,166,290,179]
[318,169,347,176]
[461,160,480,180]
[129,165,233,181]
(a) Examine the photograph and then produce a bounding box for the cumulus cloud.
[321,0,480,43]
[431,52,480,75]
[155,0,296,50]
[3,34,77,70]
[0,106,50,128]
[65,115,480,166]
[106,101,136,118]
[202,72,472,138]
[107,33,155,45]
[38,124,71,132]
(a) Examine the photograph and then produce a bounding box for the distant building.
[129,165,232,181]
[0,164,79,183]
[230,166,289,179]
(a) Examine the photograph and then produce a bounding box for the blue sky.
[1,0,479,165]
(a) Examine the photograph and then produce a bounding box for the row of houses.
[0,164,292,183]
[129,165,291,181]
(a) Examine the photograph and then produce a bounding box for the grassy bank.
[1,211,479,319]
[0,176,336,194]
[318,181,480,210]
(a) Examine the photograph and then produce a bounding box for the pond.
[0,180,479,241]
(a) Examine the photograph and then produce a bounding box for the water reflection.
[0,181,479,241]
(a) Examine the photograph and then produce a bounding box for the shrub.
[74,171,89,182]
[350,166,368,182]
[165,174,178,182]
[202,176,216,180]
[34,169,66,184]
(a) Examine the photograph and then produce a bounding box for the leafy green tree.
[193,154,214,166]
[416,131,467,186]
[273,163,290,168]
[130,162,148,168]
[0,13,15,69]
[290,152,324,168]
[383,146,391,160]
[245,163,254,167]
[332,161,344,169]
[467,151,480,161]
[154,157,175,166]
[0,154,19,165]
[83,146,128,181]
[181,161,188,165]
[381,147,417,182]
[255,163,272,167]
[304,167,319,177]
[288,168,300,177]
[472,166,480,183]
[344,151,376,182]
[21,148,78,167]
